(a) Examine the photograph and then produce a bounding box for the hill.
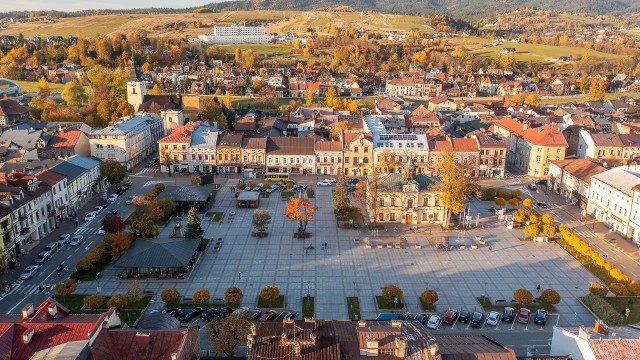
[204,0,640,18]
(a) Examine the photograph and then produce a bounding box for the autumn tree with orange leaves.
[285,198,318,233]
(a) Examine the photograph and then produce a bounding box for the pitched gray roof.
[66,155,101,170]
[372,173,439,191]
[159,185,213,203]
[189,122,218,148]
[0,129,43,149]
[114,238,200,268]
[51,162,87,183]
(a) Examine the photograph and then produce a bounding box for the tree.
[105,231,134,256]
[420,289,439,305]
[56,279,77,302]
[524,223,541,239]
[522,198,532,207]
[628,281,640,296]
[330,121,351,141]
[161,288,181,304]
[354,178,381,224]
[131,214,158,238]
[157,198,177,219]
[508,198,520,207]
[61,81,86,106]
[193,288,211,305]
[324,87,338,108]
[152,84,162,95]
[207,314,251,357]
[38,77,51,98]
[333,174,350,216]
[252,209,271,232]
[495,197,507,207]
[524,92,540,107]
[101,216,125,234]
[101,160,126,186]
[589,282,608,297]
[184,207,204,239]
[224,286,244,304]
[107,294,128,309]
[609,283,629,296]
[378,149,400,173]
[285,198,318,233]
[433,151,479,227]
[540,289,561,305]
[84,295,105,311]
[305,88,315,106]
[513,288,533,304]
[587,79,606,102]
[161,148,172,177]
[259,285,280,302]
[382,284,403,302]
[511,189,523,198]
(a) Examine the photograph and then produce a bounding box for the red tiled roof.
[589,339,640,360]
[432,140,453,152]
[520,123,568,147]
[343,132,372,145]
[242,137,266,149]
[235,117,257,132]
[451,138,479,152]
[36,170,66,186]
[315,140,342,151]
[158,123,196,143]
[50,129,82,149]
[90,329,193,360]
[550,159,607,185]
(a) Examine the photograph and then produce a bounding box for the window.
[354,146,359,152]
[407,199,413,209]
[173,154,178,161]
[164,145,169,149]
[182,154,186,161]
[390,213,396,221]
[391,198,396,206]
[379,213,384,221]
[182,145,186,150]
[173,145,177,150]
[434,199,439,207]
[364,147,368,152]
[379,199,385,206]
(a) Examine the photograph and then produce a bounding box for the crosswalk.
[133,168,159,176]
[74,226,101,235]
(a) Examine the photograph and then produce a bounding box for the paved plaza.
[76,178,598,326]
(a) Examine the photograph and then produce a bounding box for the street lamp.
[306,281,310,298]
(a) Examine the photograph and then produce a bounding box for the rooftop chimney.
[22,304,34,319]
[48,304,58,317]
[395,337,407,358]
[429,343,440,356]
[22,328,34,344]
[390,320,402,328]
[366,337,379,349]
[594,320,609,335]
[358,320,366,328]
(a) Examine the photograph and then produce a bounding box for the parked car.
[164,308,181,317]
[93,206,104,214]
[426,314,441,329]
[411,314,428,324]
[376,313,406,320]
[486,311,501,326]
[536,202,549,209]
[470,311,484,328]
[259,310,278,321]
[125,196,134,205]
[98,227,106,235]
[108,194,118,202]
[20,265,39,280]
[458,310,471,323]
[276,185,285,192]
[84,212,96,222]
[535,179,548,186]
[442,309,459,325]
[34,251,50,265]
[517,308,531,324]
[502,307,515,323]
[275,310,297,320]
[246,310,262,320]
[534,309,548,325]
[200,308,222,321]
[527,184,537,190]
[177,308,202,323]
[326,178,337,184]
[44,242,58,255]
[57,233,71,246]
[101,199,111,208]
[348,178,360,185]
[115,187,125,195]
[317,180,332,186]
[70,235,84,246]
[232,307,250,316]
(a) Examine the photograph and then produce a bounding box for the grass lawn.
[14,80,67,93]
[302,296,315,319]
[476,296,556,312]
[53,294,150,326]
[257,295,285,309]
[260,192,271,198]
[556,239,616,285]
[376,296,405,310]
[210,212,224,222]
[220,44,293,57]
[470,40,620,63]
[281,191,296,198]
[419,299,436,311]
[306,189,315,198]
[347,297,361,320]
[603,297,640,324]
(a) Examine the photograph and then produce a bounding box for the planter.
[253,231,268,238]
[294,232,311,239]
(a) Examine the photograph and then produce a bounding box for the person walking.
[537,284,541,293]
[238,272,242,280]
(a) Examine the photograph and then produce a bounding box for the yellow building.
[158,122,196,174]
[342,131,373,176]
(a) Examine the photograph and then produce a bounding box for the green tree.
[609,283,629,296]
[100,160,126,186]
[207,314,251,357]
[131,214,158,238]
[84,295,105,312]
[513,288,533,304]
[579,76,591,93]
[61,81,86,106]
[433,151,479,227]
[333,174,350,216]
[161,288,181,304]
[184,207,204,239]
[157,198,177,219]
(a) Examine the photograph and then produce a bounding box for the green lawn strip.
[210,212,224,222]
[260,192,271,198]
[603,297,640,324]
[475,296,556,312]
[419,299,436,311]
[555,239,616,285]
[53,294,151,311]
[376,296,405,310]
[257,295,285,309]
[281,191,296,198]
[346,297,361,320]
[306,189,315,198]
[302,297,315,318]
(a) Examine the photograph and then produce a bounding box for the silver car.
[20,265,39,280]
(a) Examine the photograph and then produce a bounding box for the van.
[44,242,58,255]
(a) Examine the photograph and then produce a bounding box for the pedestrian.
[305,249,308,255]
[238,272,242,280]
[429,228,432,235]
[45,284,50,294]
[325,242,328,249]
[537,284,541,293]
[38,285,43,293]
[489,245,493,251]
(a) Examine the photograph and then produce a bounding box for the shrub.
[496,189,508,198]
[485,188,497,199]
[260,285,280,302]
[225,286,244,304]
[161,288,181,303]
[107,294,128,309]
[514,288,534,304]
[511,189,523,198]
[84,295,105,311]
[589,282,609,297]
[495,197,507,207]
[420,289,439,305]
[522,198,532,207]
[191,176,201,185]
[609,283,630,296]
[582,294,625,325]
[540,289,561,305]
[508,198,520,207]
[628,281,640,296]
[154,183,165,191]
[285,183,294,189]
[56,279,77,297]
[193,288,211,305]
[235,183,244,190]
[381,285,403,302]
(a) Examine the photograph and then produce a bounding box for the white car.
[426,314,441,329]
[317,180,332,186]
[57,233,71,246]
[20,265,39,280]
[232,307,250,316]
[98,226,106,235]
[108,194,118,202]
[326,178,337,184]
[84,212,96,222]
[93,206,104,214]
[486,311,501,326]
[70,235,84,246]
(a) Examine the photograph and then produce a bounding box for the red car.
[442,309,459,325]
[517,308,530,324]
[259,310,278,321]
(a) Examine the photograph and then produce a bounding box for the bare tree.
[161,148,172,177]
[252,209,271,232]
[207,314,252,357]
[354,176,382,224]
[378,149,400,174]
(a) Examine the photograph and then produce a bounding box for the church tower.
[126,49,146,112]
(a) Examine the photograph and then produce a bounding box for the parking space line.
[481,319,487,330]
[495,321,501,330]
[510,321,516,330]
[465,321,471,330]
[524,322,529,331]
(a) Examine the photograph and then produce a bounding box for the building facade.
[315,140,343,175]
[266,137,316,175]
[342,132,373,176]
[198,25,271,44]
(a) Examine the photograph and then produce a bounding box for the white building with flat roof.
[198,25,271,44]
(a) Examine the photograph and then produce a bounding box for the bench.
[459,245,466,249]
[470,244,478,249]
[415,244,422,249]
[495,299,507,304]
[365,244,371,249]
[394,243,401,249]
[377,244,383,249]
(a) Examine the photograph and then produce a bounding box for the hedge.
[582,294,625,325]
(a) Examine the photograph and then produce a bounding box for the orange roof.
[432,140,453,152]
[51,129,81,149]
[520,123,568,147]
[315,140,342,151]
[451,138,479,152]
[343,132,372,145]
[158,123,196,143]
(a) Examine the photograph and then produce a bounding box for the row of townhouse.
[0,155,104,266]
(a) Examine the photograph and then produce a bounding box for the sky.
[2,1,220,12]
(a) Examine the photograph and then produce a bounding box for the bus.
[263,173,289,182]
